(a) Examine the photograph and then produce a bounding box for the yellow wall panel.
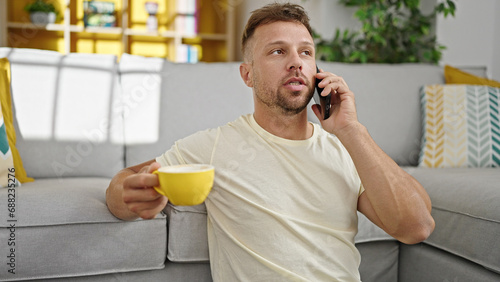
[130,40,168,58]
[8,30,64,53]
[75,37,122,57]
[198,0,226,34]
[129,0,175,32]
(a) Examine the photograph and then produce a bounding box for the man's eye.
[302,50,312,56]
[272,49,284,55]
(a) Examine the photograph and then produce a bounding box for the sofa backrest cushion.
[122,57,444,167]
[119,54,254,166]
[0,48,124,179]
[310,62,445,166]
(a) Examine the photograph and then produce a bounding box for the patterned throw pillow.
[419,84,500,168]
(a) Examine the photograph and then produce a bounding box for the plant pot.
[30,12,56,25]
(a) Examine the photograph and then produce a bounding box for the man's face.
[243,21,316,116]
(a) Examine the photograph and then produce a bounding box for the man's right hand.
[106,160,168,220]
[122,162,168,219]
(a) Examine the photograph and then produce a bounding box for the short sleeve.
[156,127,220,167]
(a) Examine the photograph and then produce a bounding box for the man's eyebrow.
[264,40,314,48]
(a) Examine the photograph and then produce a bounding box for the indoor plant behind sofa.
[0,47,499,281]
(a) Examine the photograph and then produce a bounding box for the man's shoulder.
[178,114,252,145]
[218,114,255,135]
[311,122,341,143]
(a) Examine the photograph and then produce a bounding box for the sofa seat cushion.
[164,206,395,263]
[165,203,209,262]
[357,241,399,282]
[0,178,167,280]
[399,243,500,282]
[407,167,500,274]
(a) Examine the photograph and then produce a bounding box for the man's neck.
[253,109,313,140]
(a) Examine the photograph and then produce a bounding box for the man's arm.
[106,160,168,221]
[312,70,435,244]
[338,123,434,244]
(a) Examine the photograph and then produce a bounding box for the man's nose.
[289,64,302,71]
[287,53,302,71]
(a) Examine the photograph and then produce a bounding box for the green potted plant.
[315,0,456,64]
[24,0,59,25]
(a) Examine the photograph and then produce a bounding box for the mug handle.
[152,170,166,196]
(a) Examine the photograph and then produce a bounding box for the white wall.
[437,0,500,80]
[495,2,500,81]
[234,0,499,81]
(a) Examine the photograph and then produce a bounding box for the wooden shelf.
[8,22,66,31]
[3,0,235,62]
[83,26,123,34]
[124,28,176,38]
[8,22,124,34]
[198,33,227,41]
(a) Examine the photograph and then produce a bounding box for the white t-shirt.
[157,114,364,281]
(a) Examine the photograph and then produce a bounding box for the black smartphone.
[313,65,331,120]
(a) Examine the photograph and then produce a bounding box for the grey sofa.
[0,47,498,281]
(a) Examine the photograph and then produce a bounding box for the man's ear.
[239,63,253,87]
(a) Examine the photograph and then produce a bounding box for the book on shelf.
[176,0,197,36]
[176,44,199,63]
[83,1,117,27]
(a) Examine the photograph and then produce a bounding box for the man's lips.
[283,77,306,91]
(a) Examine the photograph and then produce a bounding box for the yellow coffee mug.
[153,164,215,206]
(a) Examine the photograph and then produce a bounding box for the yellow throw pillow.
[444,65,500,87]
[0,101,17,187]
[0,58,34,183]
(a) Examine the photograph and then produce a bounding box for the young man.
[106,3,434,281]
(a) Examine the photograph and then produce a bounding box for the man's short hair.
[241,3,313,61]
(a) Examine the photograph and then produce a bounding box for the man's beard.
[275,89,313,115]
[253,75,314,116]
